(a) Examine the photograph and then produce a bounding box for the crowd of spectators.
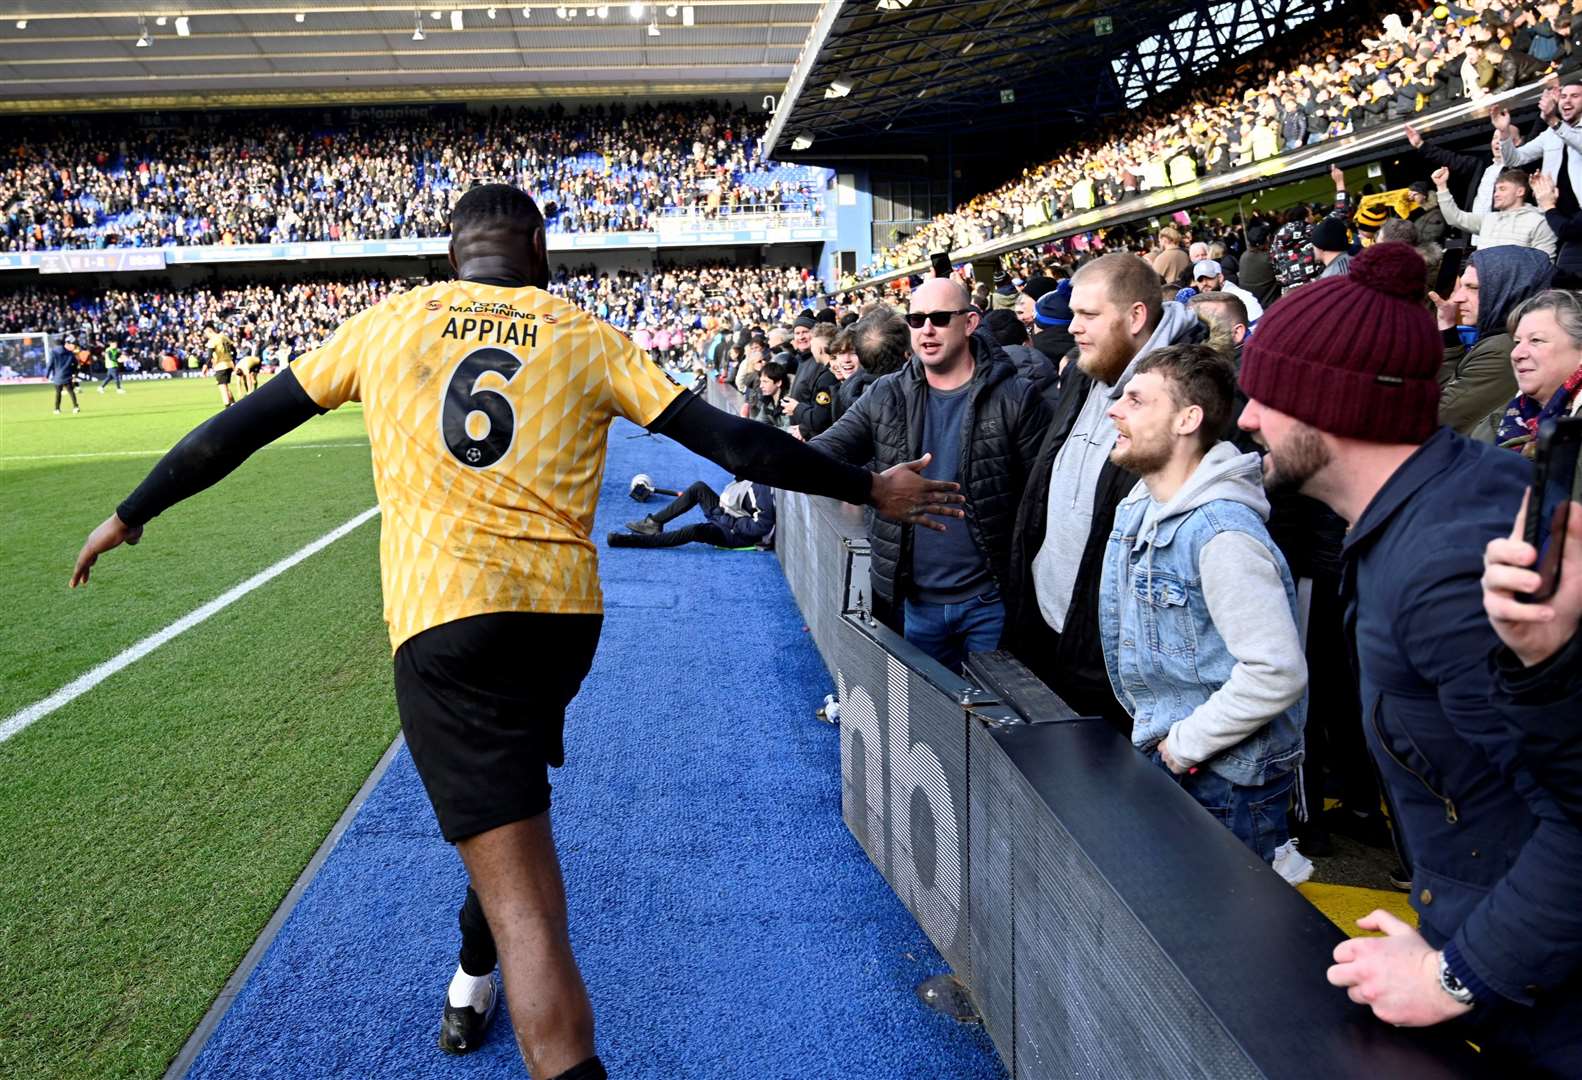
[1,102,828,252]
[0,262,829,377]
[869,0,1581,274]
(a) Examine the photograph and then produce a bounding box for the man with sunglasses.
[811,278,1052,669]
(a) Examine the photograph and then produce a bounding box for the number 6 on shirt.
[442,347,524,469]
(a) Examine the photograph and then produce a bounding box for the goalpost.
[0,332,61,381]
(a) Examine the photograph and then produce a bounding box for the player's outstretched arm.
[69,368,326,588]
[648,393,964,532]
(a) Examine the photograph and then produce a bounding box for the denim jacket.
[1100,444,1307,787]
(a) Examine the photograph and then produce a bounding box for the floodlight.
[596,5,609,17]
[155,16,167,26]
[487,6,498,17]
[295,11,306,22]
[681,5,693,25]
[451,9,464,30]
[647,19,659,35]
[826,80,851,98]
[791,134,813,150]
[629,2,644,16]
[175,16,191,36]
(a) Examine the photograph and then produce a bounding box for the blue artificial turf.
[184,418,1005,1080]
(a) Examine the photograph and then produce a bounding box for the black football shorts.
[394,611,602,842]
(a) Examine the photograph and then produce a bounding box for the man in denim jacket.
[1099,343,1309,870]
[1239,242,1582,1072]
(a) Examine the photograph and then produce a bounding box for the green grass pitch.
[0,377,401,1079]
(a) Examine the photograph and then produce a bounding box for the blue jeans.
[903,589,1005,674]
[1153,752,1293,864]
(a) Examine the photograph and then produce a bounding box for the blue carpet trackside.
[184,417,1004,1080]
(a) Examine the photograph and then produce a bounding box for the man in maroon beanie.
[1237,241,1582,1071]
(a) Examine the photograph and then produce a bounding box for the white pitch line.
[0,505,380,746]
[0,441,369,464]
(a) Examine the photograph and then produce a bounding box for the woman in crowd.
[1436,246,1555,437]
[1488,289,1582,450]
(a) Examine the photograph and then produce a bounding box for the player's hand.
[1483,493,1582,667]
[71,513,143,588]
[1327,910,1471,1027]
[869,454,965,533]
[1431,166,1451,189]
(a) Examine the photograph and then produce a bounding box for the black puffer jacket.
[810,331,1051,619]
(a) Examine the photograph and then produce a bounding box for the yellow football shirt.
[207,332,235,370]
[290,280,685,651]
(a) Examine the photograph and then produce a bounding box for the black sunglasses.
[904,309,971,329]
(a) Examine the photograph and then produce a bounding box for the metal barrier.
[771,488,1483,1079]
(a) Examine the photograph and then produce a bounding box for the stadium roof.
[0,0,817,112]
[763,0,1337,159]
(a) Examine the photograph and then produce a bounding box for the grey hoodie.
[1115,442,1307,767]
[1032,299,1198,632]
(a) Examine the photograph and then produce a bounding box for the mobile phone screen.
[1527,417,1582,600]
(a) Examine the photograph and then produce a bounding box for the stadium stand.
[864,0,1578,274]
[0,263,826,377]
[1,102,829,251]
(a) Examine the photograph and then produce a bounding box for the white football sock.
[447,964,495,1012]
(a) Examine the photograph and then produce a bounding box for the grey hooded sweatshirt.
[1032,299,1199,632]
[1112,442,1308,766]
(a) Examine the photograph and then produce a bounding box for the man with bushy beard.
[1006,252,1207,729]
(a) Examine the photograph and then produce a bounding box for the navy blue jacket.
[705,482,775,547]
[1493,631,1582,829]
[1342,429,1582,1068]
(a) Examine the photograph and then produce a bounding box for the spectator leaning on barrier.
[1238,242,1582,1068]
[1191,259,1264,323]
[1434,245,1555,437]
[811,278,1051,669]
[1007,252,1206,729]
[1099,343,1310,876]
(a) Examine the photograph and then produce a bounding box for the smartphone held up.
[1521,416,1582,603]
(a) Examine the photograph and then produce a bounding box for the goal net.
[0,332,62,381]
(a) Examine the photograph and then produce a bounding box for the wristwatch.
[1437,950,1477,1008]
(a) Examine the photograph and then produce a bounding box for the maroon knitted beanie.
[1239,242,1442,443]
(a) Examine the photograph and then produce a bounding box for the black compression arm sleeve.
[116,368,328,528]
[648,392,873,506]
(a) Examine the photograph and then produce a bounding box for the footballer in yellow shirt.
[204,326,238,409]
[70,184,962,1079]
